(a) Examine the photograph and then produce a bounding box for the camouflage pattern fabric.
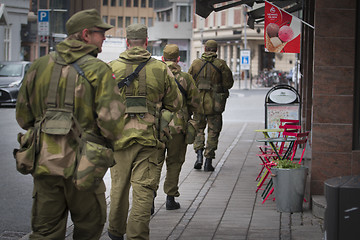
[188,52,234,115]
[189,51,233,159]
[109,46,182,150]
[165,61,200,135]
[16,39,126,178]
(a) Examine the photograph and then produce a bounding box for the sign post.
[37,10,49,58]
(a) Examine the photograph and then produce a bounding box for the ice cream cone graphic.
[265,33,287,53]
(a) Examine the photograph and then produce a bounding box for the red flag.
[264,1,301,53]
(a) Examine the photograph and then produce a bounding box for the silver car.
[0,61,31,106]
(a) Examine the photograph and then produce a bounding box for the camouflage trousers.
[108,144,161,240]
[157,133,187,197]
[30,176,106,240]
[193,113,223,159]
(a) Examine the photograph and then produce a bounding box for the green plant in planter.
[272,159,300,169]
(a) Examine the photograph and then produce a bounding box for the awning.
[195,0,302,29]
[0,4,8,26]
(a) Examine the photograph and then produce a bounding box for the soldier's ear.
[177,56,180,62]
[82,29,91,43]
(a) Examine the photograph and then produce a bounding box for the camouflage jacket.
[188,52,234,115]
[16,39,126,142]
[109,47,182,149]
[165,61,200,134]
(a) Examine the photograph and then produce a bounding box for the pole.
[243,6,248,90]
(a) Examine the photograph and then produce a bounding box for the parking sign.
[38,10,49,36]
[240,49,250,70]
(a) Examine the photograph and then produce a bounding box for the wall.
[311,0,359,194]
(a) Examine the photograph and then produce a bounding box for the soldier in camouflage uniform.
[15,9,125,239]
[156,44,200,210]
[107,24,182,240]
[188,40,234,171]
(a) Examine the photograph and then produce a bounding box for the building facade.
[148,0,193,71]
[0,0,30,61]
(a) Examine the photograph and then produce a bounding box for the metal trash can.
[324,175,360,240]
[271,166,308,212]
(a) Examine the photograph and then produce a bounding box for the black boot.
[194,149,203,169]
[204,158,215,172]
[166,195,180,210]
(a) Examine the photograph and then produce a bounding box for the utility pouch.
[213,92,229,113]
[159,109,173,143]
[41,108,74,135]
[125,96,148,114]
[185,119,197,144]
[73,134,115,191]
[197,77,211,90]
[13,127,38,175]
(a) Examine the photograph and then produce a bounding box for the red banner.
[264,1,301,53]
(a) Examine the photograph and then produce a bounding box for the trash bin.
[271,166,308,212]
[324,175,360,240]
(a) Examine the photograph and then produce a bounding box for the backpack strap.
[118,57,151,88]
[174,77,188,99]
[193,60,208,81]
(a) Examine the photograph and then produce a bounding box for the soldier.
[15,9,125,239]
[156,44,200,210]
[188,40,234,171]
[107,24,182,240]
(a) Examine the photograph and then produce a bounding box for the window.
[148,17,153,27]
[126,0,131,7]
[103,0,108,6]
[141,17,146,25]
[133,17,138,24]
[3,28,10,61]
[148,0,153,8]
[111,0,116,6]
[102,16,108,24]
[119,0,123,6]
[110,18,116,27]
[141,0,146,7]
[134,0,138,7]
[118,16,123,28]
[178,5,191,22]
[125,17,131,27]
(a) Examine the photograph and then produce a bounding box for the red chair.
[261,131,310,204]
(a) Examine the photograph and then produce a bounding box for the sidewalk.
[70,121,322,240]
[20,110,324,240]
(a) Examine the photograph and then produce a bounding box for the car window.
[0,64,23,77]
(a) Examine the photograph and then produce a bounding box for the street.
[0,86,268,239]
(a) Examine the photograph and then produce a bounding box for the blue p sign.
[38,10,49,22]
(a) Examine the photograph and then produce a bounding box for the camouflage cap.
[126,23,148,39]
[163,44,179,60]
[66,9,113,35]
[205,40,218,49]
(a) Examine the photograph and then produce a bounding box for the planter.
[271,166,308,213]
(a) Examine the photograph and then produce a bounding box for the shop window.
[110,18,116,27]
[125,17,131,27]
[148,17,153,27]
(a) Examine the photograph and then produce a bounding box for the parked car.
[0,61,31,106]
